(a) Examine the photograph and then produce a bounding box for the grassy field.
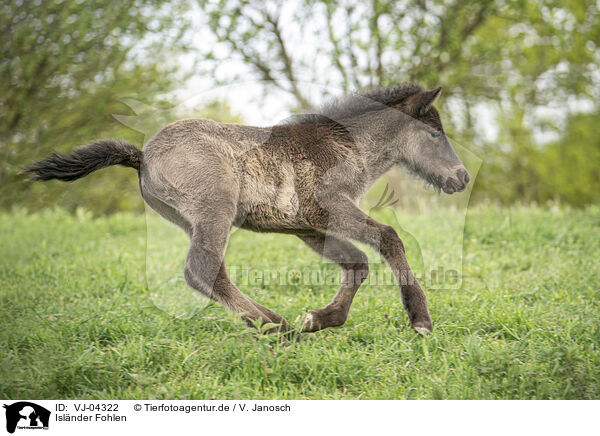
[1,205,599,399]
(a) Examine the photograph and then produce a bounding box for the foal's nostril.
[456,168,470,186]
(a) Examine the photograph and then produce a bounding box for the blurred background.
[1,0,599,215]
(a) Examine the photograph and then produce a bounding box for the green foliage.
[197,0,599,107]
[533,112,600,206]
[475,111,600,206]
[0,0,192,214]
[1,205,598,399]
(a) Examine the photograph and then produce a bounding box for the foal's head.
[396,86,470,194]
[313,84,470,194]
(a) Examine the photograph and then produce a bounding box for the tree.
[197,0,598,110]
[0,0,191,213]
[535,111,600,207]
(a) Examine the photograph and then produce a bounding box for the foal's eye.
[430,131,441,138]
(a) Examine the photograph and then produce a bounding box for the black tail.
[21,139,142,182]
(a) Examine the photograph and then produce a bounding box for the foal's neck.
[343,108,410,186]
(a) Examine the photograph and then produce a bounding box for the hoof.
[413,325,431,336]
[301,311,316,332]
[301,306,347,333]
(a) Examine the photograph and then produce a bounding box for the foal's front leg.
[314,198,433,335]
[298,234,369,332]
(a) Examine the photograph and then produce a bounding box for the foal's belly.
[235,198,310,233]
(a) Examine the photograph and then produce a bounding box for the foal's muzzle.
[442,168,470,194]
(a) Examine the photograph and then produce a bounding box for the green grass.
[1,205,599,399]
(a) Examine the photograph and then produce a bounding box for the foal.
[24,83,469,336]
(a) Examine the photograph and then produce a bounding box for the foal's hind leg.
[184,216,291,333]
[298,234,369,332]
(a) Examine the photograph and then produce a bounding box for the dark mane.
[293,83,424,125]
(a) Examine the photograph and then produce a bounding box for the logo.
[3,402,50,434]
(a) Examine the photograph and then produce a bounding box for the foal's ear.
[411,86,442,116]
[419,86,442,115]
